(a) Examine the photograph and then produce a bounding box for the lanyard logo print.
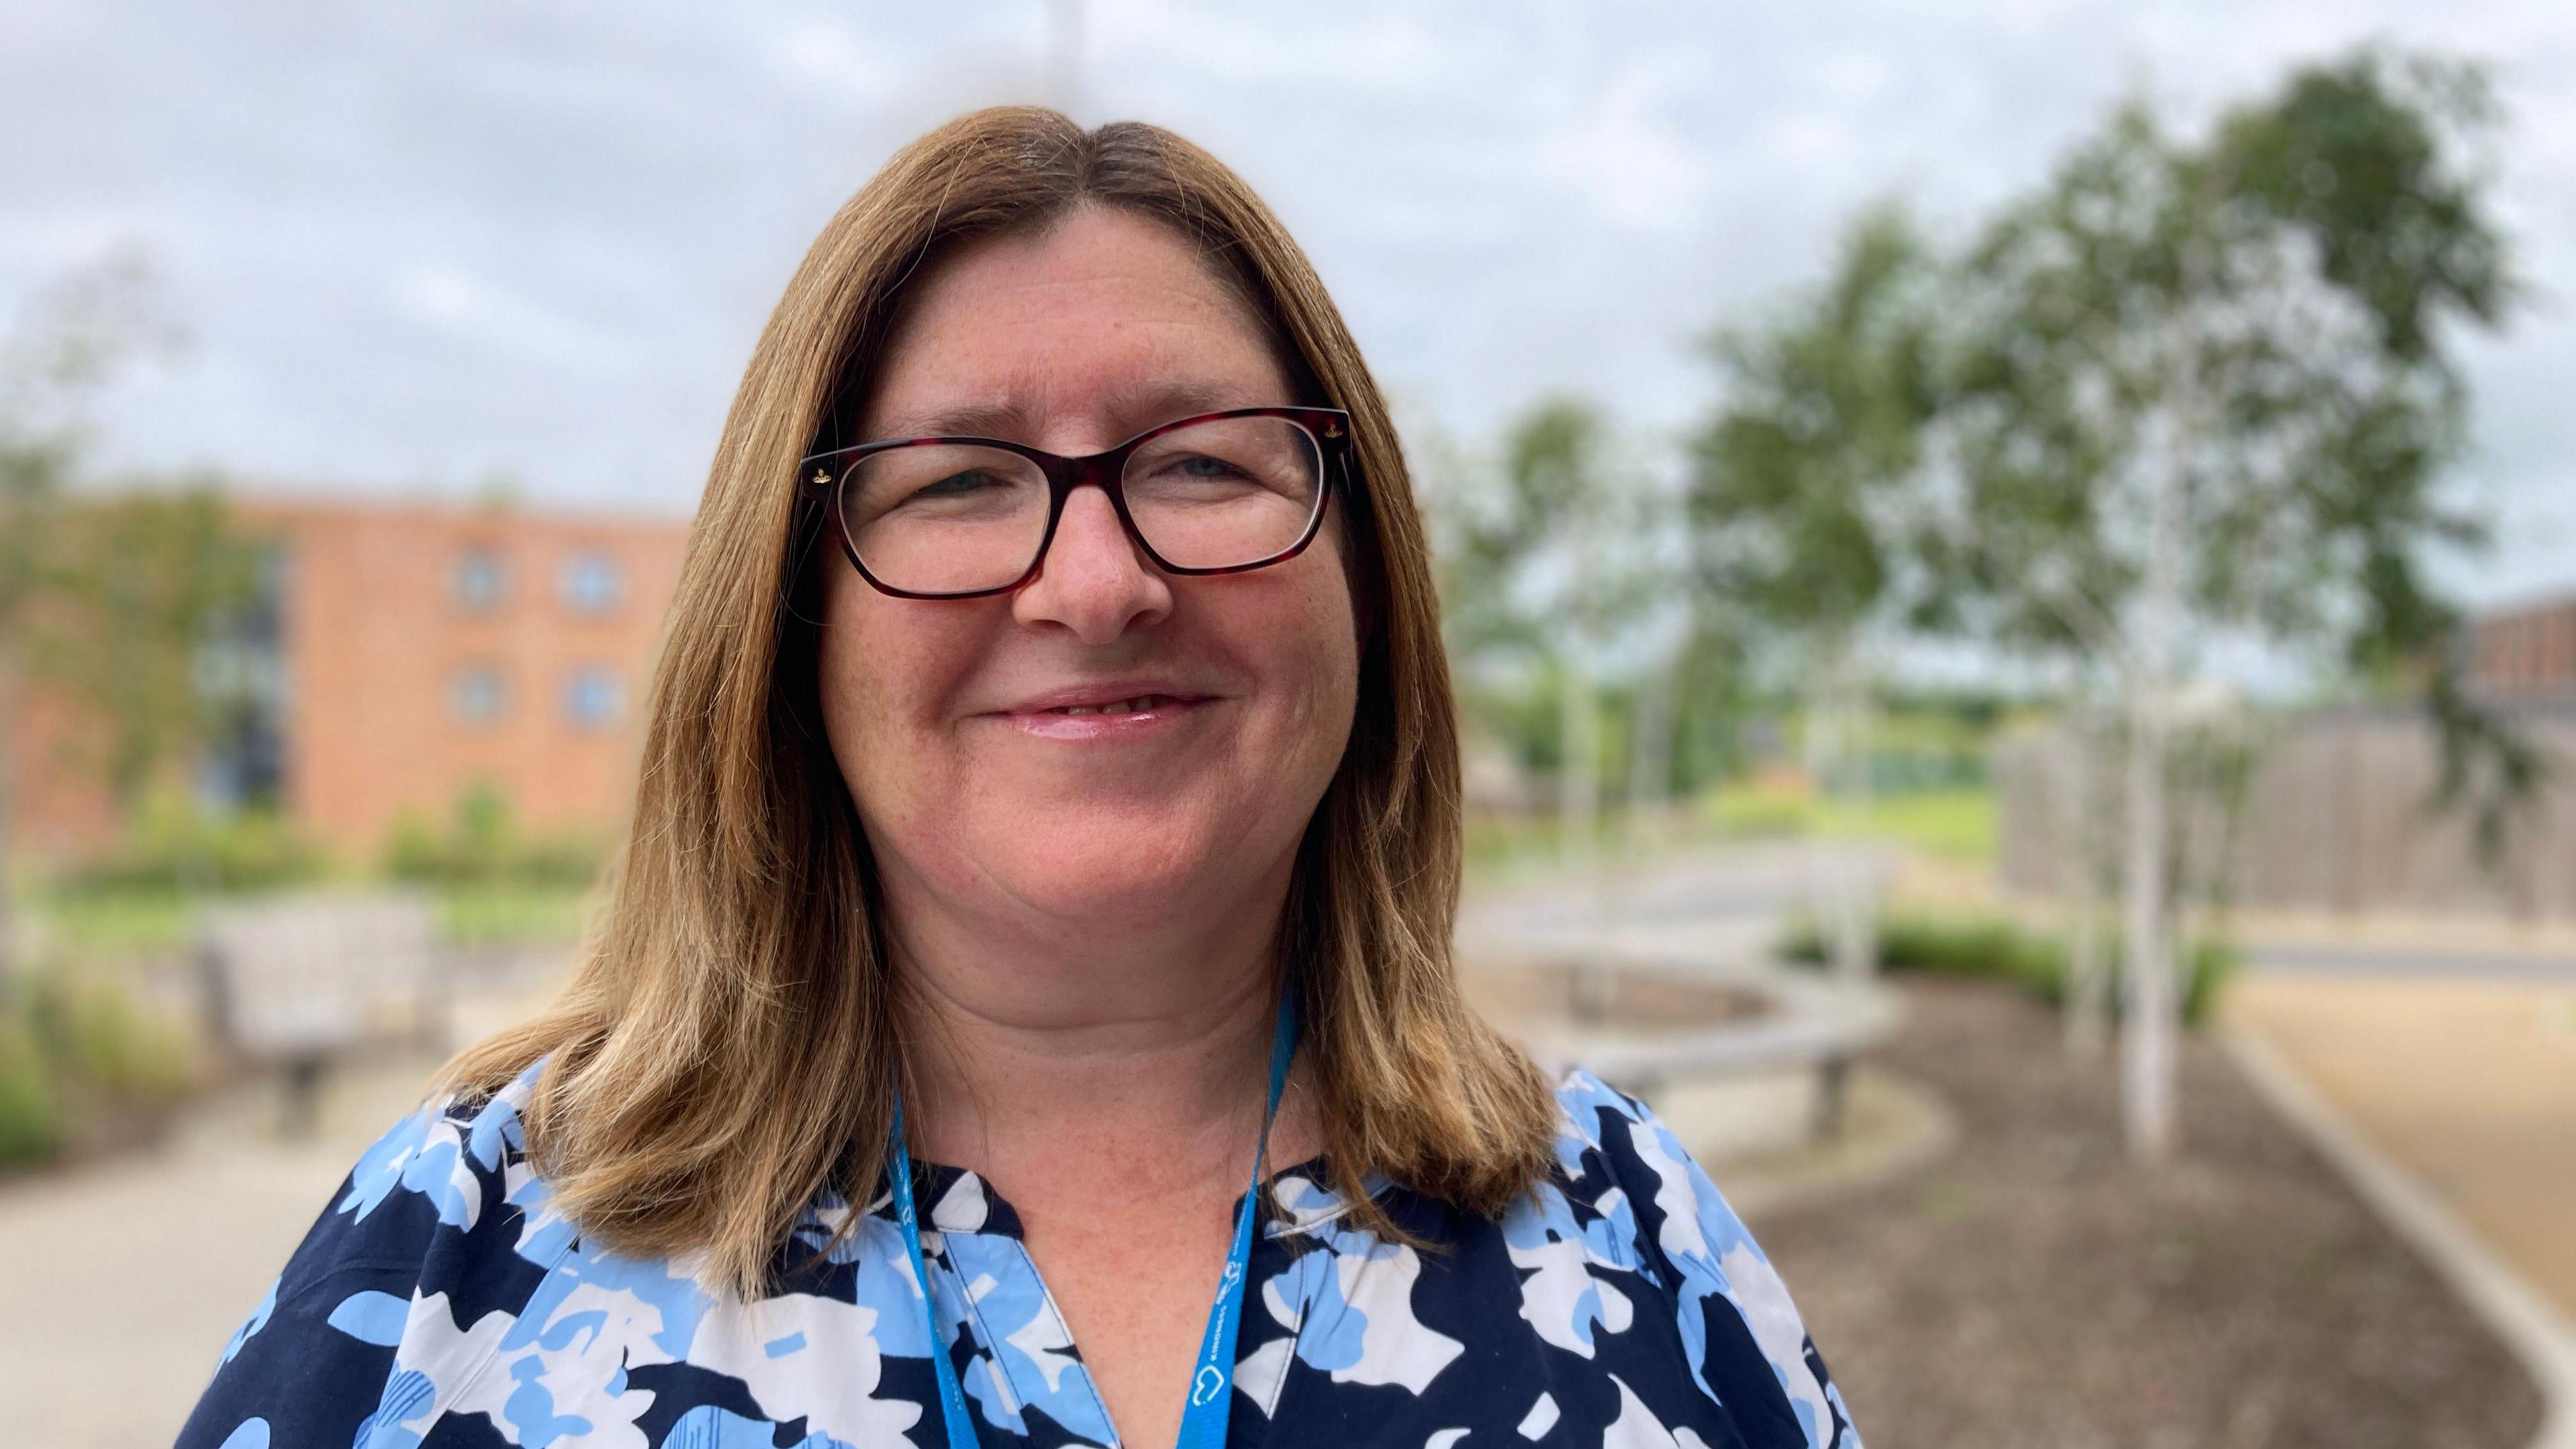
[890,996,1300,1449]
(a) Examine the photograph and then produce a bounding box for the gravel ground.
[1745,977,2545,1449]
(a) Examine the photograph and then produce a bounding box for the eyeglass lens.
[838,415,1324,595]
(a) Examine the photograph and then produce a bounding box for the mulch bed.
[1744,977,2545,1449]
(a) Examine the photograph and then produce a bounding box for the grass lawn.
[1700,780,1996,863]
[1466,782,1999,887]
[1817,786,1996,863]
[25,879,599,960]
[30,785,1994,951]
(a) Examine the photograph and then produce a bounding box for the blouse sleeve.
[174,1080,525,1449]
[1557,1069,1865,1449]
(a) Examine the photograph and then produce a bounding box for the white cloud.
[2,0,2571,602]
[763,17,910,102]
[391,264,633,376]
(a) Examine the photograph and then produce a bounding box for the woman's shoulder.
[309,1053,568,1283]
[1525,1067,1862,1449]
[1538,1066,1752,1250]
[351,1055,549,1216]
[1256,1070,1858,1447]
[177,1057,572,1447]
[267,1052,573,1326]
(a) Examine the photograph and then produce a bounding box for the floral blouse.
[179,1059,1862,1449]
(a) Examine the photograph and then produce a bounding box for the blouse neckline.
[873,1149,1375,1244]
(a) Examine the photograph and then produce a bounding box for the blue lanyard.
[889,996,1300,1449]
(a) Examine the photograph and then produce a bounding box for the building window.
[559,549,626,616]
[195,542,291,812]
[450,663,508,727]
[561,666,625,732]
[453,546,510,612]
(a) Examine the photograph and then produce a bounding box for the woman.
[181,108,1862,1449]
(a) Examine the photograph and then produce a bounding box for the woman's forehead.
[860,208,1293,443]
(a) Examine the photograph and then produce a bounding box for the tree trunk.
[1833,671,1878,989]
[2122,649,2176,1156]
[2123,305,2196,1159]
[1806,649,1877,989]
[1623,659,1676,850]
[1559,662,1599,863]
[2063,714,2112,1056]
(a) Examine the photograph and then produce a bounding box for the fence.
[1996,703,2576,922]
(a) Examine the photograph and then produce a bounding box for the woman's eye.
[910,470,998,500]
[1165,453,1252,481]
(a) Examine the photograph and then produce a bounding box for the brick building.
[7,493,692,860]
[2468,593,2576,701]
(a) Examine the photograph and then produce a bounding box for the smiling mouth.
[1044,693,1186,716]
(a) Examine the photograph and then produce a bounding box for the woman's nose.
[1010,484,1173,643]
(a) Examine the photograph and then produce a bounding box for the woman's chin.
[962,822,1266,925]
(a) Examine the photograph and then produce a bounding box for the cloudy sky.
[7,1,2573,607]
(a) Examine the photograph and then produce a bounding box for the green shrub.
[61,802,325,893]
[1780,910,2236,1025]
[2179,938,2235,1026]
[51,977,193,1106]
[0,1014,62,1167]
[439,881,597,948]
[0,959,203,1175]
[386,785,604,889]
[0,969,198,1170]
[20,970,196,1108]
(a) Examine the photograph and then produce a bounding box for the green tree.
[0,252,175,978]
[1436,400,1614,845]
[0,256,260,956]
[1690,205,1939,663]
[1431,398,1697,851]
[1688,205,1941,976]
[1923,48,2524,1155]
[34,484,262,812]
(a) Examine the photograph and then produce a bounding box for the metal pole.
[1049,0,1085,119]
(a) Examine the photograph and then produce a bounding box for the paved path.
[2223,971,2576,1322]
[0,1051,453,1447]
[0,968,562,1447]
[2249,942,2576,983]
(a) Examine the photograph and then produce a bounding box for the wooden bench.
[196,892,443,1135]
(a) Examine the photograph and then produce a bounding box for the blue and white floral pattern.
[181,1061,1861,1448]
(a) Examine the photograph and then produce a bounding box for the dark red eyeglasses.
[800,406,1352,600]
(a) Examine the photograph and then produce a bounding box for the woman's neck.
[882,859,1316,1195]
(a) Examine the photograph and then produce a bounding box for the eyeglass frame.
[798,405,1354,600]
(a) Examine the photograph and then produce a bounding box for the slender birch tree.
[1688,206,1941,981]
[1923,49,2526,1155]
[1434,398,1666,857]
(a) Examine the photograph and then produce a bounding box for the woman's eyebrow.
[1099,378,1250,433]
[876,398,1036,441]
[876,379,1261,447]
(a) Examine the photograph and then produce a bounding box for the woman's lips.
[998,692,1216,741]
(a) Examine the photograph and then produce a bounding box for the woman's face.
[817,206,1359,945]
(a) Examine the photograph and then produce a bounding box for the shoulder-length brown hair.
[435,105,1556,1300]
